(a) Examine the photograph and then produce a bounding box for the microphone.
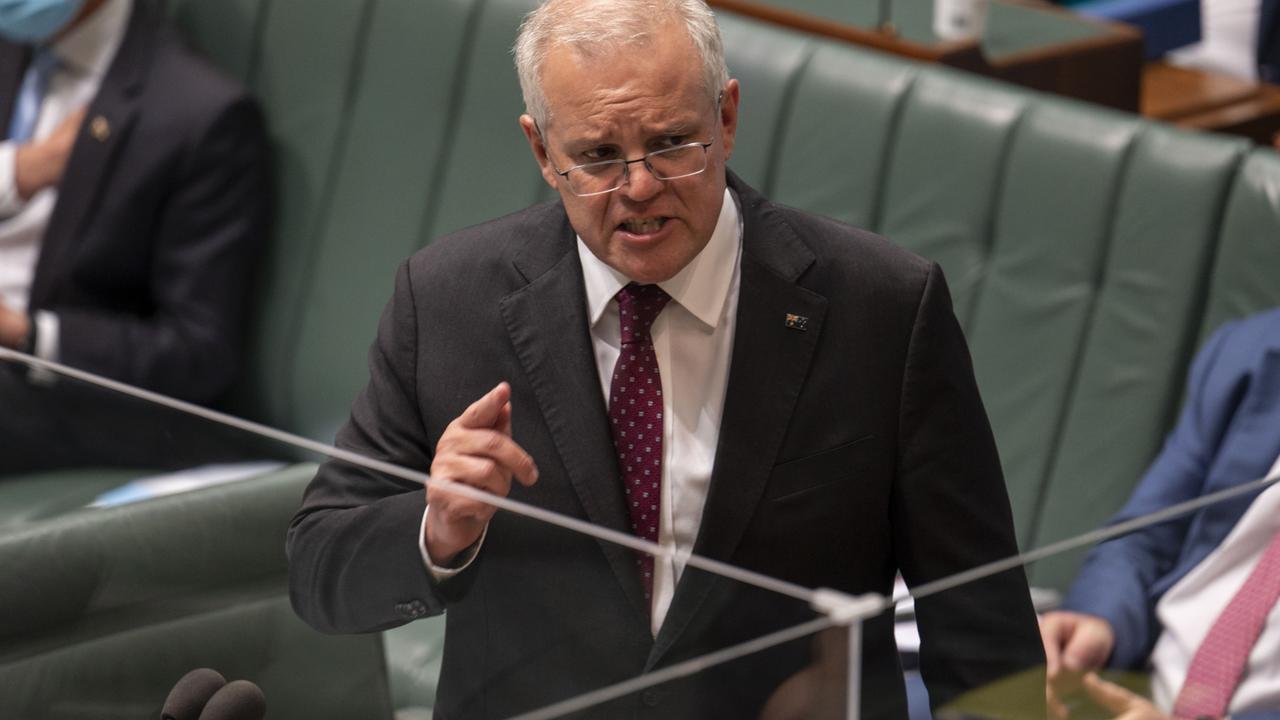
[161,668,226,720]
[198,679,266,720]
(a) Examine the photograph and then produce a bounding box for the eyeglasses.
[539,93,724,198]
[547,136,717,197]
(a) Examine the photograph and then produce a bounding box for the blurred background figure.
[1169,0,1280,82]
[0,0,269,401]
[1041,308,1280,719]
[0,0,270,473]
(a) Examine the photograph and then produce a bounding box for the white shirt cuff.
[25,309,58,385]
[33,309,58,362]
[0,142,23,217]
[419,504,486,580]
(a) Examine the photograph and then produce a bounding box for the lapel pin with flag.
[785,313,808,331]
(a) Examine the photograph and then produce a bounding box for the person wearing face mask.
[0,0,269,403]
[0,0,270,472]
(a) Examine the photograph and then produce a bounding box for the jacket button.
[395,600,427,618]
[640,689,661,707]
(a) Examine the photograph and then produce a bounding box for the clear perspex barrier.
[1,347,1274,719]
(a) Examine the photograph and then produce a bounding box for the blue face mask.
[0,0,85,44]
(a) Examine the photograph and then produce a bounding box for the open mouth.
[620,217,668,235]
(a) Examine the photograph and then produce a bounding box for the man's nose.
[618,159,664,202]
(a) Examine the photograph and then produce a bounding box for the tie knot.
[616,283,670,345]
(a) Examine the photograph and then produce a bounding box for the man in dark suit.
[0,0,269,404]
[287,0,1043,717]
[0,0,269,473]
[1041,309,1280,719]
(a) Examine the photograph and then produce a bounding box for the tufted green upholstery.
[5,0,1280,715]
[1199,152,1280,338]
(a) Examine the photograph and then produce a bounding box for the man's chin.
[607,252,685,285]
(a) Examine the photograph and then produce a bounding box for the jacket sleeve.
[1060,317,1248,668]
[893,262,1046,708]
[287,259,449,634]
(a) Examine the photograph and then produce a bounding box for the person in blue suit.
[1040,308,1280,719]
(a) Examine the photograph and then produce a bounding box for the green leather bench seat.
[3,0,1280,716]
[0,464,391,719]
[0,469,144,526]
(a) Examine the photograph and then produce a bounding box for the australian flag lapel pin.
[785,313,809,331]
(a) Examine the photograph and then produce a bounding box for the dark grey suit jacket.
[288,174,1043,719]
[0,0,270,404]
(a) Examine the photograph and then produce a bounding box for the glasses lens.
[567,161,626,196]
[648,144,707,180]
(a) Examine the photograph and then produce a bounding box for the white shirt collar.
[51,0,132,78]
[577,186,742,329]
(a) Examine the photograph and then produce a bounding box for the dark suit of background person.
[0,0,270,472]
[1046,308,1280,718]
[1261,0,1280,82]
[288,166,1044,718]
[0,0,269,399]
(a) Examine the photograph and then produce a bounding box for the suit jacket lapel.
[649,177,828,667]
[30,0,150,307]
[499,209,651,624]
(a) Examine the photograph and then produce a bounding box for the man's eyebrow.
[649,115,704,135]
[558,126,617,149]
[561,116,704,149]
[653,123,695,136]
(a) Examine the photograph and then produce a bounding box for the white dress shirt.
[577,187,742,635]
[1168,0,1259,81]
[420,187,744,637]
[0,0,131,360]
[1150,454,1280,714]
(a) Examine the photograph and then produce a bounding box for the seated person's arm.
[0,107,85,217]
[14,107,85,202]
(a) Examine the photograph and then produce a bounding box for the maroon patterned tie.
[608,283,671,604]
[1173,531,1280,717]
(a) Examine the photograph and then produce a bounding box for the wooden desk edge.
[707,0,987,69]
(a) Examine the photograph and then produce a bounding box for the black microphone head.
[161,668,227,720]
[197,679,266,720]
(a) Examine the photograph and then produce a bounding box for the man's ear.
[519,114,560,190]
[719,79,740,161]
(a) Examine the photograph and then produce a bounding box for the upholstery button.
[640,689,661,707]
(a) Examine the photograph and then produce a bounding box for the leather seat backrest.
[1199,151,1280,342]
[174,0,543,441]
[1027,125,1249,587]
